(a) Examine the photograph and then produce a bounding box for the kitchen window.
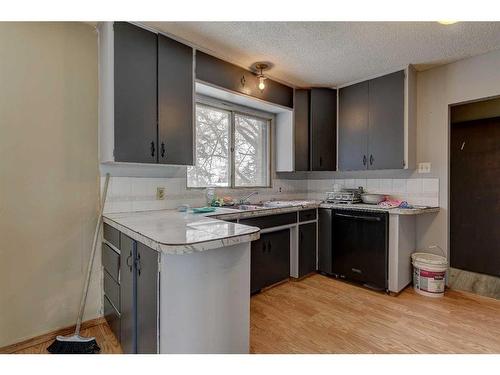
[187,102,271,188]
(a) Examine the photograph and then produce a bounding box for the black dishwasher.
[332,209,388,290]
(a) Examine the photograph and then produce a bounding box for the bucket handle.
[429,245,447,262]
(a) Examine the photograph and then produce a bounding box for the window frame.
[187,95,273,189]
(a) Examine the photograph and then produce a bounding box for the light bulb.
[258,76,266,91]
[438,20,458,25]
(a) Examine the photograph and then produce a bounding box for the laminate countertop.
[102,201,320,255]
[103,210,260,255]
[319,203,440,215]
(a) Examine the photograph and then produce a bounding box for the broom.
[48,173,110,354]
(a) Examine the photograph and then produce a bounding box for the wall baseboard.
[0,316,106,354]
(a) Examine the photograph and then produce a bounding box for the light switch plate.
[156,187,166,200]
[418,162,431,174]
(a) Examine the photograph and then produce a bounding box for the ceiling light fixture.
[438,20,458,25]
[252,62,271,92]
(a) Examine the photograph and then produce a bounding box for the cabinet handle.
[369,154,374,166]
[161,142,166,158]
[126,252,133,272]
[263,242,267,253]
[150,141,155,157]
[299,231,303,243]
[319,156,323,167]
[268,241,272,252]
[363,155,367,166]
[136,252,141,276]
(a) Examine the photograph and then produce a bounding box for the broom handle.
[75,173,110,335]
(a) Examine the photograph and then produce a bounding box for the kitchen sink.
[233,204,268,211]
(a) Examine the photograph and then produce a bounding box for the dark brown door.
[310,88,337,171]
[338,81,369,171]
[294,89,310,171]
[114,22,158,163]
[158,34,194,165]
[450,116,500,277]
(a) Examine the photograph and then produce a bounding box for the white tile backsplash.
[102,175,440,214]
[306,177,439,207]
[392,179,407,193]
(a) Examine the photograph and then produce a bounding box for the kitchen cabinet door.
[318,209,333,274]
[158,34,194,166]
[338,81,369,171]
[119,233,136,354]
[266,229,291,286]
[114,22,158,164]
[310,88,337,171]
[136,242,158,354]
[294,89,310,171]
[250,229,290,293]
[250,237,267,294]
[367,70,405,169]
[298,222,317,277]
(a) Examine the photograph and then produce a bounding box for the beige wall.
[0,22,99,347]
[415,48,500,256]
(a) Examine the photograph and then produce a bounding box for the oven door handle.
[334,213,381,222]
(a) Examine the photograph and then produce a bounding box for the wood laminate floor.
[12,274,500,354]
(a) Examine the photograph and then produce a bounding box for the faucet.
[239,191,259,204]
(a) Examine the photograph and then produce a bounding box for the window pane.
[234,113,270,187]
[187,105,230,188]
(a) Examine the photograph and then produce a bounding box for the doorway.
[450,97,500,277]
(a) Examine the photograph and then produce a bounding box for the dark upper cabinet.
[195,51,294,108]
[338,70,405,170]
[114,22,158,163]
[338,81,369,171]
[158,34,194,166]
[136,242,158,354]
[298,222,317,277]
[367,70,405,169]
[294,89,310,171]
[310,88,337,171]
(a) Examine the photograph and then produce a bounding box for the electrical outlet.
[278,186,283,193]
[156,187,166,200]
[418,162,431,174]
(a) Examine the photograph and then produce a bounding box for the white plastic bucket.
[411,252,448,298]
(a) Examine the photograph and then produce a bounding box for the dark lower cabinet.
[251,229,290,294]
[136,242,158,354]
[298,222,317,277]
[318,209,333,274]
[332,210,388,290]
[114,22,158,164]
[107,233,158,354]
[119,234,136,354]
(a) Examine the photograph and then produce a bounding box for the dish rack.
[325,188,363,204]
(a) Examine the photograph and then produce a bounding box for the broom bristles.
[47,335,100,354]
